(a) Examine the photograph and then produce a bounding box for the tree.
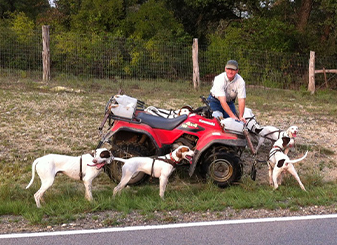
[52,0,82,30]
[165,0,240,44]
[70,0,125,33]
[302,0,337,55]
[296,0,313,33]
[9,11,35,42]
[0,0,50,20]
[122,0,189,42]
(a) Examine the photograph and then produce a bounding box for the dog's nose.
[92,159,97,163]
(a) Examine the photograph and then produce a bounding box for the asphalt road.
[1,214,337,245]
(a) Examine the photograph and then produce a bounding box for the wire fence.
[1,28,336,90]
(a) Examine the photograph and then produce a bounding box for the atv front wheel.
[105,143,151,185]
[203,152,242,188]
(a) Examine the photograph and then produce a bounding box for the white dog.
[268,135,307,191]
[113,146,194,199]
[26,148,113,208]
[255,125,299,154]
[243,108,300,154]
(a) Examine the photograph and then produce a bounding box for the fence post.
[192,38,200,89]
[42,25,50,82]
[308,51,315,94]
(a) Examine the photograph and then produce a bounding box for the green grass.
[1,77,337,226]
[3,178,337,225]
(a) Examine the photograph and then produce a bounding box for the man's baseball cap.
[225,60,238,70]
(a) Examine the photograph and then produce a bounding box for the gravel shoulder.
[2,205,337,234]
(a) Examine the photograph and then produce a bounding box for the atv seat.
[136,112,187,130]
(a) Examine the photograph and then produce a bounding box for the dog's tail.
[25,158,39,189]
[288,151,308,164]
[112,157,127,163]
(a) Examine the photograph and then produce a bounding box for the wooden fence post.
[42,25,50,82]
[308,51,315,94]
[192,38,200,89]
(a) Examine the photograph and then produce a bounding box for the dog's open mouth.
[89,161,107,169]
[185,155,193,164]
[293,132,297,137]
[95,162,106,169]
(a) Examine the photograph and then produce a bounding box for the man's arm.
[218,96,238,120]
[238,98,246,123]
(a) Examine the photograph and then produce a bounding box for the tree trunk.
[296,0,313,33]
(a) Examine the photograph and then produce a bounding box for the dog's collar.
[169,152,180,164]
[79,156,83,180]
[269,146,283,159]
[153,155,178,167]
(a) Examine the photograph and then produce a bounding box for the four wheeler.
[97,94,253,187]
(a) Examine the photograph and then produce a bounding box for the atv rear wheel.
[203,152,242,188]
[106,143,151,185]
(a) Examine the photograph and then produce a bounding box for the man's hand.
[239,117,247,123]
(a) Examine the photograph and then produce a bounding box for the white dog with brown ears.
[268,131,308,191]
[26,148,113,208]
[113,145,194,199]
[254,125,299,154]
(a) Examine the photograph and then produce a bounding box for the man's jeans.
[207,94,237,119]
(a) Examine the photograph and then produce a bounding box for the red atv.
[97,94,251,187]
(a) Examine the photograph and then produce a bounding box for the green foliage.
[123,0,190,42]
[0,0,50,20]
[164,0,239,44]
[210,17,298,53]
[9,11,35,42]
[71,0,125,33]
[49,31,192,80]
[301,0,337,55]
[123,38,191,80]
[0,14,41,71]
[0,0,337,86]
[1,0,337,58]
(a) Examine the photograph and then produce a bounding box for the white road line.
[1,213,337,239]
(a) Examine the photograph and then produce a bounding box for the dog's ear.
[100,150,112,159]
[175,148,183,158]
[181,146,189,152]
[281,137,291,147]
